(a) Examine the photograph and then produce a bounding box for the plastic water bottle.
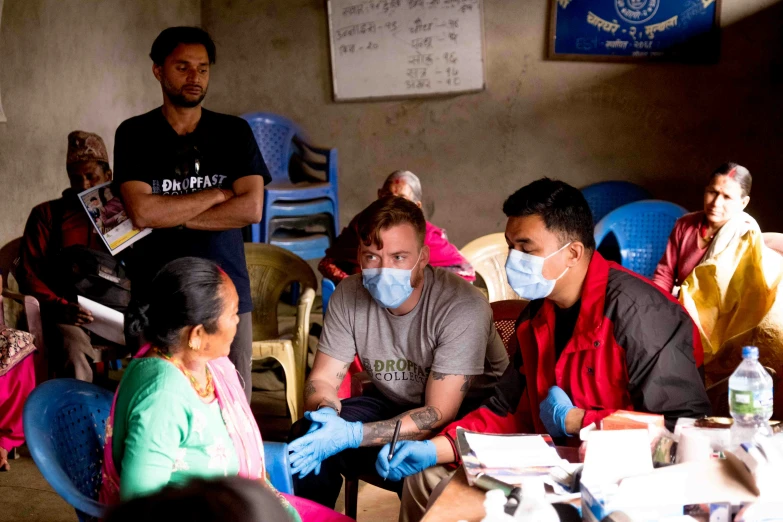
[513,478,559,522]
[729,346,774,448]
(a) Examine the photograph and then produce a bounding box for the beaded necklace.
[153,347,214,398]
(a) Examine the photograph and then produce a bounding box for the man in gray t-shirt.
[288,196,508,509]
[320,265,507,407]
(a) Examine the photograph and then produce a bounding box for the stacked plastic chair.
[241,112,338,260]
[594,200,687,278]
[581,181,651,225]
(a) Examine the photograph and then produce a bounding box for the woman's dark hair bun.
[124,257,227,352]
[125,302,151,338]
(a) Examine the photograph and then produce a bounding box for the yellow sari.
[679,213,783,395]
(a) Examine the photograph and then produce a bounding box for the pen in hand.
[385,419,403,481]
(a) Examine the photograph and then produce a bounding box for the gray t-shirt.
[318,266,508,407]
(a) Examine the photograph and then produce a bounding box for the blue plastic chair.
[24,379,295,517]
[24,379,112,521]
[241,112,339,256]
[266,231,332,261]
[263,441,294,494]
[581,181,651,225]
[594,200,688,278]
[322,278,336,314]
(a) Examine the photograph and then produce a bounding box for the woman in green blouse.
[100,258,349,522]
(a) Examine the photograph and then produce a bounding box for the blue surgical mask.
[505,243,571,300]
[362,252,422,309]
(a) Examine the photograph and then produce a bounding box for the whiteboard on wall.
[327,0,485,101]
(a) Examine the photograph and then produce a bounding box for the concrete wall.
[0,0,200,248]
[202,0,783,248]
[1,0,781,251]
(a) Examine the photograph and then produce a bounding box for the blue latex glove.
[375,440,437,481]
[292,407,339,477]
[289,408,363,478]
[539,386,575,438]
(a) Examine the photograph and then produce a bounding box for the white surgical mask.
[362,251,422,309]
[505,243,571,300]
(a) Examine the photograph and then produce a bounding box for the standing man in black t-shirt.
[114,27,271,398]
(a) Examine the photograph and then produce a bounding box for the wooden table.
[422,447,580,522]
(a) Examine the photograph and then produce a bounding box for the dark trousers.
[289,391,409,508]
[229,312,252,401]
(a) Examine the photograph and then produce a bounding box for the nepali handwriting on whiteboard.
[328,0,485,101]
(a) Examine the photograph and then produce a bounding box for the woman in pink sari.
[100,257,349,521]
[0,327,36,471]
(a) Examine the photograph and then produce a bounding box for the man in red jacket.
[375,178,711,522]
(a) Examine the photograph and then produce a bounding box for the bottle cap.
[742,346,759,359]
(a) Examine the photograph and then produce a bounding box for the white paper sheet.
[78,296,125,346]
[581,429,653,485]
[464,432,564,469]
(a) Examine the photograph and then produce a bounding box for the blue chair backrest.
[23,379,112,521]
[594,200,687,278]
[322,278,336,314]
[581,181,651,225]
[241,112,306,183]
[263,441,294,494]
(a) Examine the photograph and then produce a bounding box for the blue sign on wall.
[548,0,721,62]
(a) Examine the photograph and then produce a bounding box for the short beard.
[161,76,207,108]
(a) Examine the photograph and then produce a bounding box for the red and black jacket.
[442,252,711,444]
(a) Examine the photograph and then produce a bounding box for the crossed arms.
[120,175,264,231]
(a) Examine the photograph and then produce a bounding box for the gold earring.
[188,340,201,351]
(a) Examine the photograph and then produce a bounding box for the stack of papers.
[463,431,564,469]
[456,429,580,497]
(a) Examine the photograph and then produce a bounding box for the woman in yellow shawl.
[661,164,783,419]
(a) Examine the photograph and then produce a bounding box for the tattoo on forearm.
[362,413,407,445]
[361,406,444,445]
[410,406,442,431]
[304,380,316,401]
[431,371,450,380]
[461,375,473,393]
[335,362,351,382]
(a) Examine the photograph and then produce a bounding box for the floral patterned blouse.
[111,358,240,500]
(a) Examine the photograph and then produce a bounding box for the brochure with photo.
[78,181,151,255]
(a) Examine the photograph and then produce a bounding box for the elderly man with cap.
[17,130,121,382]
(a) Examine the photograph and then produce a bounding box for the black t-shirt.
[114,107,270,314]
[554,299,581,362]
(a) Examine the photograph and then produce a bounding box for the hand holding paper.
[77,296,125,346]
[59,302,94,326]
